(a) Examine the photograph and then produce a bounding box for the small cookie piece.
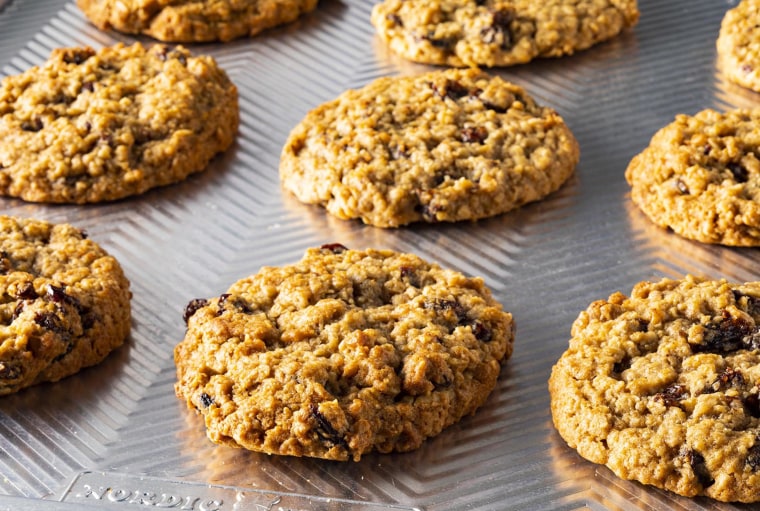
[717,0,760,93]
[0,43,239,203]
[280,68,579,228]
[0,216,131,395]
[370,0,640,67]
[175,244,514,461]
[625,108,760,246]
[549,276,760,503]
[77,0,319,42]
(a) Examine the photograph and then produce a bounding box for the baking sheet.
[0,0,759,509]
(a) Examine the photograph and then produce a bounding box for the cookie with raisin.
[625,108,760,246]
[370,0,640,67]
[77,0,318,42]
[0,215,131,395]
[717,0,760,93]
[175,244,514,461]
[0,43,238,203]
[280,68,579,228]
[550,275,760,503]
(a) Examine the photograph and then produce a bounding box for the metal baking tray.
[0,0,758,509]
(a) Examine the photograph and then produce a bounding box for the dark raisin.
[612,356,631,375]
[481,100,507,114]
[431,79,470,101]
[471,320,492,342]
[461,126,488,144]
[155,45,169,61]
[416,201,442,221]
[98,62,116,72]
[683,448,714,488]
[15,282,37,300]
[480,9,514,48]
[11,302,23,322]
[675,178,689,195]
[0,362,21,380]
[424,299,468,324]
[217,293,252,315]
[386,13,403,26]
[310,403,347,448]
[653,384,688,407]
[424,33,457,49]
[400,266,421,287]
[81,81,94,93]
[693,314,753,354]
[21,117,43,132]
[727,162,749,183]
[492,9,514,28]
[0,251,10,274]
[199,392,214,408]
[744,393,760,418]
[34,311,64,333]
[62,48,93,65]
[747,442,760,470]
[183,298,208,324]
[320,243,348,253]
[704,367,745,394]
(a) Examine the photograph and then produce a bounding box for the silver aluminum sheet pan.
[0,0,759,509]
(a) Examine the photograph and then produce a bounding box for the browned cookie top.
[0,43,238,203]
[175,245,514,461]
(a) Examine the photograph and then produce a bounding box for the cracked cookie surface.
[77,0,319,42]
[0,215,131,395]
[550,275,760,503]
[175,245,514,461]
[625,108,760,246]
[0,43,238,203]
[370,0,639,67]
[280,68,579,228]
[717,0,760,93]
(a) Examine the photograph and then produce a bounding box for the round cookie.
[0,215,131,395]
[370,0,640,68]
[0,43,239,204]
[76,0,319,42]
[175,244,514,461]
[625,108,760,246]
[717,0,760,93]
[549,275,760,503]
[280,68,580,228]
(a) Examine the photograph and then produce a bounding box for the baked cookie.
[175,244,514,461]
[370,0,640,67]
[0,215,131,395]
[0,43,238,203]
[717,0,760,93]
[280,68,580,228]
[549,275,760,503]
[625,108,760,246]
[77,0,319,42]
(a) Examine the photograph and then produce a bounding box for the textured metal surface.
[0,0,758,509]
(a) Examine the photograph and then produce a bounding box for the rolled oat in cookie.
[77,0,319,42]
[0,42,238,203]
[0,215,131,395]
[625,108,760,246]
[550,275,760,503]
[175,244,514,461]
[370,0,640,68]
[280,68,579,228]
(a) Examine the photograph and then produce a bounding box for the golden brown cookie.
[717,0,760,93]
[0,43,239,204]
[280,68,579,228]
[370,0,640,67]
[77,0,319,42]
[625,108,760,246]
[175,244,514,461]
[550,275,760,503]
[0,215,131,395]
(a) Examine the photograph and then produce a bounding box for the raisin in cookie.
[0,43,238,203]
[370,0,640,68]
[77,0,318,42]
[625,108,760,246]
[280,68,579,228]
[550,275,760,503]
[0,216,131,395]
[717,0,760,93]
[175,244,514,461]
